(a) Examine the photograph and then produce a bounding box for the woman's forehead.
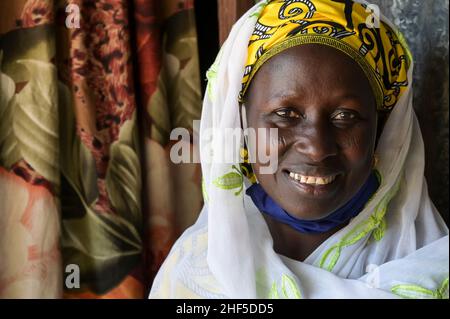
[246,44,375,104]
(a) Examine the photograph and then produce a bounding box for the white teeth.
[288,172,336,185]
[316,178,326,185]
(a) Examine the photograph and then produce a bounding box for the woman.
[150,0,449,298]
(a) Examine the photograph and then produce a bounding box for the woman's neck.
[263,215,347,262]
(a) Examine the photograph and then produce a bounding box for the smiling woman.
[244,44,380,261]
[245,45,378,220]
[149,0,449,299]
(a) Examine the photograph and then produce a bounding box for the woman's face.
[245,44,378,220]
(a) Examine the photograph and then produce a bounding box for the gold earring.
[373,154,379,168]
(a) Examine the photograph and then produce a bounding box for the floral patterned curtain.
[0,0,202,298]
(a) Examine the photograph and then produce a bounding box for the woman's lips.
[287,171,337,185]
[283,170,341,197]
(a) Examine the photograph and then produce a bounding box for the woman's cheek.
[339,132,363,150]
[275,127,297,154]
[337,122,371,148]
[338,127,373,166]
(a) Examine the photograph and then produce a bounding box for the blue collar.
[245,171,380,234]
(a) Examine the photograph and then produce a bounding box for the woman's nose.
[292,122,338,163]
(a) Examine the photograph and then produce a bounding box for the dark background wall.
[194,0,219,95]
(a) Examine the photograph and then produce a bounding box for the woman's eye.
[275,109,301,119]
[332,111,357,121]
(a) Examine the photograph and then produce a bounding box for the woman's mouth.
[283,169,342,197]
[287,171,337,185]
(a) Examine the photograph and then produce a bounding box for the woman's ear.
[375,111,388,147]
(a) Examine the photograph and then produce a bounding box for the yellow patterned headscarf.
[239,0,412,111]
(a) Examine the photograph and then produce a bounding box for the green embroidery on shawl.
[319,172,402,272]
[372,215,386,241]
[269,274,302,299]
[250,0,270,18]
[438,277,449,299]
[256,269,302,299]
[201,178,209,202]
[206,47,224,102]
[213,165,243,195]
[391,277,449,299]
[269,281,279,298]
[282,274,302,298]
[255,268,269,297]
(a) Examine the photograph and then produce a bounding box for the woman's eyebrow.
[330,92,367,103]
[266,92,304,105]
[336,93,364,101]
[267,92,365,105]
